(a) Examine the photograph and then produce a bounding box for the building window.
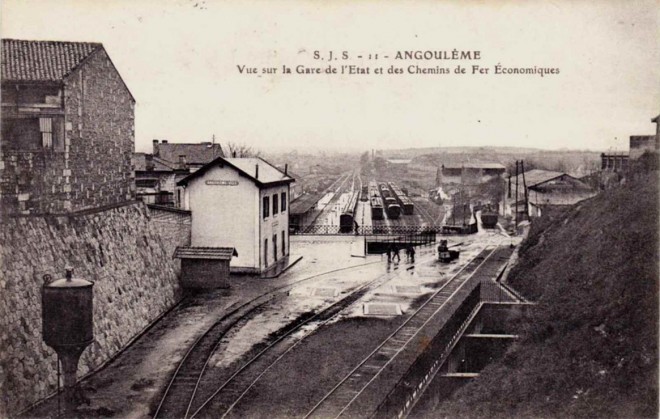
[263,196,270,218]
[273,193,279,215]
[281,192,287,212]
[39,117,53,148]
[282,230,286,256]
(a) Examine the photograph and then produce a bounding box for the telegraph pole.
[514,160,519,228]
[521,160,529,220]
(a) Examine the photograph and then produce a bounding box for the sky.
[2,0,659,154]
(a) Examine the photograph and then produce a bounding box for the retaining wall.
[0,202,190,416]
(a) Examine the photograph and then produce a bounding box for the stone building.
[505,169,596,218]
[600,114,660,171]
[440,163,506,185]
[1,39,135,215]
[178,156,295,274]
[600,152,629,172]
[133,140,225,207]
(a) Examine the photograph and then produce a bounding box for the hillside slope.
[435,175,658,418]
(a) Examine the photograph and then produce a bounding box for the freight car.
[387,182,415,215]
[384,197,401,219]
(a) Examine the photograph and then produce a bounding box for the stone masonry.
[0,202,190,416]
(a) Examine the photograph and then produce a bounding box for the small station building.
[178,156,295,274]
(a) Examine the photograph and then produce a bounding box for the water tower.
[42,268,94,412]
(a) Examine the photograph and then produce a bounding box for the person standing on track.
[392,244,401,263]
[386,244,392,263]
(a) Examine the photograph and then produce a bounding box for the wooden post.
[521,160,529,219]
[514,160,519,228]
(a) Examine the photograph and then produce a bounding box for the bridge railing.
[290,223,479,236]
[290,224,444,236]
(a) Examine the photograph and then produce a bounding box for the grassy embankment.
[432,174,658,418]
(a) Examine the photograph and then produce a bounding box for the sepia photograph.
[0,1,658,418]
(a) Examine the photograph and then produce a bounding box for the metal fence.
[290,224,444,235]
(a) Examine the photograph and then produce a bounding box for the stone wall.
[64,48,135,212]
[0,47,135,216]
[0,202,190,416]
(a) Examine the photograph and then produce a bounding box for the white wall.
[259,184,290,270]
[185,165,259,269]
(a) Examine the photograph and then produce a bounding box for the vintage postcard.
[1,1,658,418]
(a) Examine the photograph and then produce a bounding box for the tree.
[226,142,261,158]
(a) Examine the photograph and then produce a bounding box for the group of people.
[385,243,415,263]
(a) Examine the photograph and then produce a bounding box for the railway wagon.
[388,182,415,215]
[340,192,360,232]
[369,181,380,198]
[360,185,369,201]
[384,197,401,219]
[371,196,384,220]
[379,184,391,199]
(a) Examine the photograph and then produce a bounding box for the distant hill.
[431,174,658,418]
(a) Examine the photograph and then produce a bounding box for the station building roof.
[177,156,295,188]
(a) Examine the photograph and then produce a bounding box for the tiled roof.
[177,156,295,187]
[224,157,292,184]
[2,39,102,82]
[155,142,225,165]
[132,153,178,172]
[518,169,566,187]
[174,246,237,260]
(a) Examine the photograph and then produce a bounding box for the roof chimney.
[255,164,259,179]
[162,140,168,144]
[179,155,187,168]
[285,163,288,175]
[152,139,160,156]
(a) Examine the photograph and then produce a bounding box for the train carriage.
[387,182,415,215]
[370,196,384,220]
[339,192,359,233]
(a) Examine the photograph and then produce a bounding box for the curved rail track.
[154,248,439,419]
[152,259,383,419]
[189,262,415,418]
[303,246,504,419]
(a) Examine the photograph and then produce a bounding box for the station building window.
[263,196,270,219]
[281,192,287,212]
[282,230,286,256]
[273,193,279,215]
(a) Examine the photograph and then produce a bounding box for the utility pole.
[521,160,529,220]
[514,160,519,229]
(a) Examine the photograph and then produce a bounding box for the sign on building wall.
[205,180,239,186]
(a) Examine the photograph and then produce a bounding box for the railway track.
[188,257,426,418]
[152,258,384,419]
[304,246,506,419]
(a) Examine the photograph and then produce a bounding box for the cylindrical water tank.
[42,269,94,349]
